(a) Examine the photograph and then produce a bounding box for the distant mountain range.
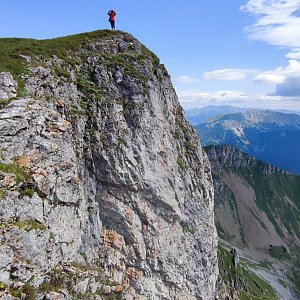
[193,109,300,174]
[185,105,300,126]
[185,105,250,125]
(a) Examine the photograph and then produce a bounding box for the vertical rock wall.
[0,32,218,300]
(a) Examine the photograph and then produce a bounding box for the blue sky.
[1,0,300,110]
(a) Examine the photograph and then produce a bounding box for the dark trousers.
[109,20,115,30]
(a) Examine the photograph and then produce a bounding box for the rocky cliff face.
[206,144,290,175]
[0,31,218,300]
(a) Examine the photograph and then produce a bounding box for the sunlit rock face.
[0,31,218,300]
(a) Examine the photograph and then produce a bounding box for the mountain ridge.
[205,144,290,175]
[206,144,300,299]
[197,110,300,174]
[185,105,300,126]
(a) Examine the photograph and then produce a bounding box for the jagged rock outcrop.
[0,73,17,100]
[206,144,290,175]
[0,31,218,299]
[229,249,239,268]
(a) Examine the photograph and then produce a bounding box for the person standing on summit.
[108,10,116,30]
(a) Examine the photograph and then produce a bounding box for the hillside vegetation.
[206,145,300,299]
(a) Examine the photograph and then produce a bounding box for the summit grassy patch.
[0,30,160,101]
[0,30,117,76]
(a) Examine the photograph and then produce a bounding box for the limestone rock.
[0,246,14,283]
[0,32,218,299]
[0,73,17,99]
[230,249,239,268]
[73,278,89,294]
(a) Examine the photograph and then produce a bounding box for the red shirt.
[108,10,116,21]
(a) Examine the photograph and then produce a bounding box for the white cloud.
[178,90,250,108]
[239,1,300,97]
[177,89,300,110]
[204,69,256,81]
[178,90,248,103]
[254,73,285,84]
[253,60,300,95]
[241,0,300,58]
[287,51,300,60]
[177,75,200,84]
[275,77,300,96]
[205,61,300,85]
[178,1,300,109]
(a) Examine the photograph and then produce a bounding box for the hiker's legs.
[111,20,115,30]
